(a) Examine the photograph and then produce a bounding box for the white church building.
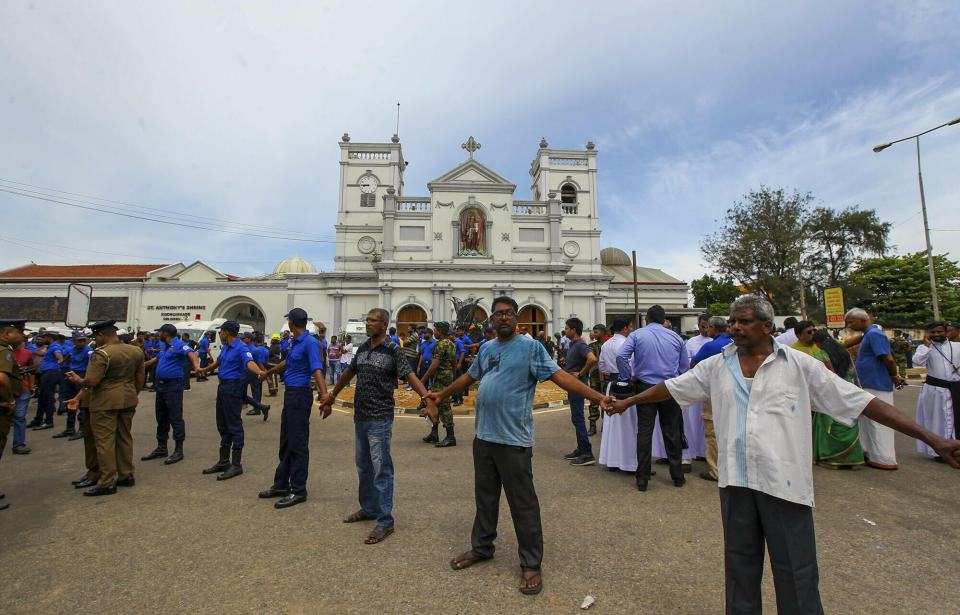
[0,135,696,335]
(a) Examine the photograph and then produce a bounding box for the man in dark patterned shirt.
[321,308,431,544]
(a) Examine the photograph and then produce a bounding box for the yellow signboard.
[824,287,845,328]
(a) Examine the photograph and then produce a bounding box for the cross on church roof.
[461,136,481,159]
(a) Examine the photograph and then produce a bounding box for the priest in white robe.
[914,321,960,458]
[597,316,636,472]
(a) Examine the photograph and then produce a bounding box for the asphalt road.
[1,383,957,614]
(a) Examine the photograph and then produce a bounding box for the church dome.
[273,257,317,274]
[600,247,632,266]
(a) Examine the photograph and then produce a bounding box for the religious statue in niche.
[458,208,485,256]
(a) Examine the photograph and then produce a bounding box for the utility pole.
[632,250,640,328]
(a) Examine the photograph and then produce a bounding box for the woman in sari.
[809,328,865,468]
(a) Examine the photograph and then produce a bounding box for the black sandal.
[519,569,543,595]
[449,550,493,570]
[343,510,377,523]
[364,525,394,544]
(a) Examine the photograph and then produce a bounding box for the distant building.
[0,136,696,333]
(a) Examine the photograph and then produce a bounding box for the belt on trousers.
[604,373,620,380]
[156,378,182,384]
[924,375,960,418]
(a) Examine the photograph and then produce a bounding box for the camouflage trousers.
[897,360,907,378]
[588,370,603,422]
[433,377,454,428]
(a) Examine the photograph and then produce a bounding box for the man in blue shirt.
[141,324,200,465]
[242,332,271,418]
[143,333,162,390]
[417,329,437,388]
[259,308,328,509]
[196,332,212,381]
[425,296,614,595]
[53,333,94,439]
[845,308,904,469]
[196,321,265,480]
[616,304,690,492]
[452,325,473,406]
[29,331,64,430]
[388,327,401,347]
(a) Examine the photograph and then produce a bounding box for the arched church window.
[560,184,577,204]
[360,192,376,207]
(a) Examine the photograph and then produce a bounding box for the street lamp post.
[873,116,960,321]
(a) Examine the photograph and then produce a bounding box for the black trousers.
[471,438,543,571]
[635,381,684,481]
[155,378,186,442]
[272,386,312,494]
[36,369,61,422]
[720,487,824,615]
[243,372,263,408]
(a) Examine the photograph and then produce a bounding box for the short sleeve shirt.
[284,332,325,387]
[350,338,412,421]
[563,338,591,383]
[156,338,194,379]
[217,338,255,380]
[252,345,269,365]
[198,337,210,354]
[419,338,437,363]
[855,325,893,391]
[69,344,94,371]
[39,342,62,371]
[468,335,560,447]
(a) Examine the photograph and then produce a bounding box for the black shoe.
[56,409,66,415]
[452,400,463,407]
[0,501,8,510]
[681,463,692,474]
[12,444,31,454]
[588,420,597,436]
[33,422,54,430]
[699,471,718,482]
[73,477,97,489]
[636,478,648,492]
[246,408,261,416]
[26,419,41,429]
[259,487,291,498]
[673,477,686,487]
[422,424,439,443]
[571,454,596,467]
[116,476,135,487]
[217,464,243,480]
[141,446,168,461]
[563,449,582,460]
[164,450,183,465]
[52,429,75,438]
[274,493,307,509]
[67,432,83,441]
[83,484,117,496]
[654,458,669,465]
[71,475,90,486]
[261,405,270,421]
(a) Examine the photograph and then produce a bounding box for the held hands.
[421,396,439,422]
[598,395,616,413]
[320,403,332,419]
[606,398,630,415]
[319,392,335,407]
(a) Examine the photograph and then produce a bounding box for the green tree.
[804,205,891,287]
[846,252,960,327]
[701,186,810,313]
[690,274,740,309]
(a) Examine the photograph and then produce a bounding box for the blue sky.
[1,1,958,285]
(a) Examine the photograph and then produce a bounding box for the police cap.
[0,319,26,332]
[89,320,118,335]
[158,323,178,336]
[218,321,240,335]
[284,307,308,321]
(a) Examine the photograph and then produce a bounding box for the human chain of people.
[1,295,958,605]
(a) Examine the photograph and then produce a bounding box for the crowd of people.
[1,296,958,607]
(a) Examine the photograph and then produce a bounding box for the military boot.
[588,420,597,436]
[217,448,244,480]
[422,423,439,443]
[202,446,231,474]
[436,425,457,448]
[141,440,168,460]
[164,440,184,465]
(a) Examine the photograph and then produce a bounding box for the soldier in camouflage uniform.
[419,321,457,447]
[890,330,910,378]
[587,324,606,436]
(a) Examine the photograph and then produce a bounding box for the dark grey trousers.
[471,437,543,571]
[720,487,824,615]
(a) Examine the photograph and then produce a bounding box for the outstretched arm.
[610,382,672,414]
[549,369,613,410]
[861,398,960,467]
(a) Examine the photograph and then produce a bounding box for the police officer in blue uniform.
[243,332,271,418]
[29,330,64,430]
[141,324,200,465]
[258,308,328,508]
[53,332,94,438]
[196,332,212,381]
[196,321,265,480]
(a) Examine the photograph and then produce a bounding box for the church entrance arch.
[396,304,428,335]
[518,305,546,337]
[212,296,266,331]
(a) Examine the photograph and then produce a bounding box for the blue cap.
[285,307,308,320]
[218,321,240,335]
[159,323,178,336]
[240,330,253,339]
